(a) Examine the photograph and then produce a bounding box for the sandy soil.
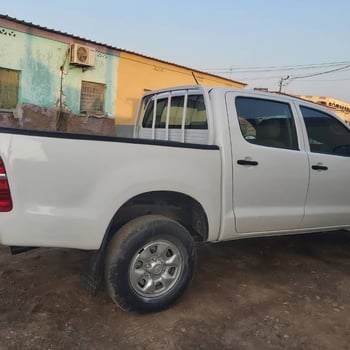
[1,230,350,349]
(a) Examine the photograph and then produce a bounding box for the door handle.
[237,159,258,166]
[312,165,328,171]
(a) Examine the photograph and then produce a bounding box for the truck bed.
[0,127,221,248]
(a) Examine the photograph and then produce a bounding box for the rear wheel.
[105,215,197,312]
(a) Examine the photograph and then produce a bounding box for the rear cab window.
[138,90,209,144]
[142,94,207,130]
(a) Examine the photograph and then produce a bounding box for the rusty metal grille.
[80,81,106,115]
[0,68,20,109]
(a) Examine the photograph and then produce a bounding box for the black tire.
[105,215,197,313]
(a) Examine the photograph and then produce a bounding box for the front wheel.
[105,215,197,313]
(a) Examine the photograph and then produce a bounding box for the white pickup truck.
[1,85,350,312]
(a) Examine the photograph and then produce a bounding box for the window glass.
[300,106,350,157]
[142,94,207,129]
[80,81,106,115]
[235,97,298,150]
[0,68,20,109]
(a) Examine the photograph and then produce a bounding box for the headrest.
[256,119,280,139]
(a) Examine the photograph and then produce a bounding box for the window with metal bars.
[80,81,106,115]
[0,68,20,109]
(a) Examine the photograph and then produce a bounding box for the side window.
[235,97,298,150]
[300,106,350,157]
[142,94,207,129]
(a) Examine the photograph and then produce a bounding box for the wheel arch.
[104,190,209,246]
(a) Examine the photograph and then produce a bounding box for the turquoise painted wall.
[0,26,119,117]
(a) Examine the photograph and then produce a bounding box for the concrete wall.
[0,23,118,117]
[0,104,115,136]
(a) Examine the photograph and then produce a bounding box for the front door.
[226,93,309,234]
[298,105,350,228]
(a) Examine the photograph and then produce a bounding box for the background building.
[0,15,245,128]
[296,95,350,124]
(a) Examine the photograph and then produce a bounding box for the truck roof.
[143,85,337,113]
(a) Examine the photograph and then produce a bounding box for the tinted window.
[142,94,207,129]
[300,106,350,157]
[235,97,298,150]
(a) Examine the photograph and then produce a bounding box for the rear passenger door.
[226,93,309,233]
[298,105,350,228]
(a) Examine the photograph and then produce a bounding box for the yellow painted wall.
[116,52,246,124]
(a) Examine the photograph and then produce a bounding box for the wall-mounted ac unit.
[70,44,96,67]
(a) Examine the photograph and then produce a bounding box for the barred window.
[0,68,20,109]
[80,81,106,115]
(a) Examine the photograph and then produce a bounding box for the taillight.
[0,156,13,212]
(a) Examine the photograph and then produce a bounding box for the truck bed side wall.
[0,131,221,249]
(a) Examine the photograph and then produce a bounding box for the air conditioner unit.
[70,44,96,67]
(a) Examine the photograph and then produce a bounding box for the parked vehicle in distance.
[1,85,350,312]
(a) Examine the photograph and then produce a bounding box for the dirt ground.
[0,230,350,350]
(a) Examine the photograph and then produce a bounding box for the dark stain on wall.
[0,104,115,136]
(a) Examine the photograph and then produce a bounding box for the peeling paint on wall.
[0,25,118,118]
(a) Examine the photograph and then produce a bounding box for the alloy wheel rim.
[129,239,183,298]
